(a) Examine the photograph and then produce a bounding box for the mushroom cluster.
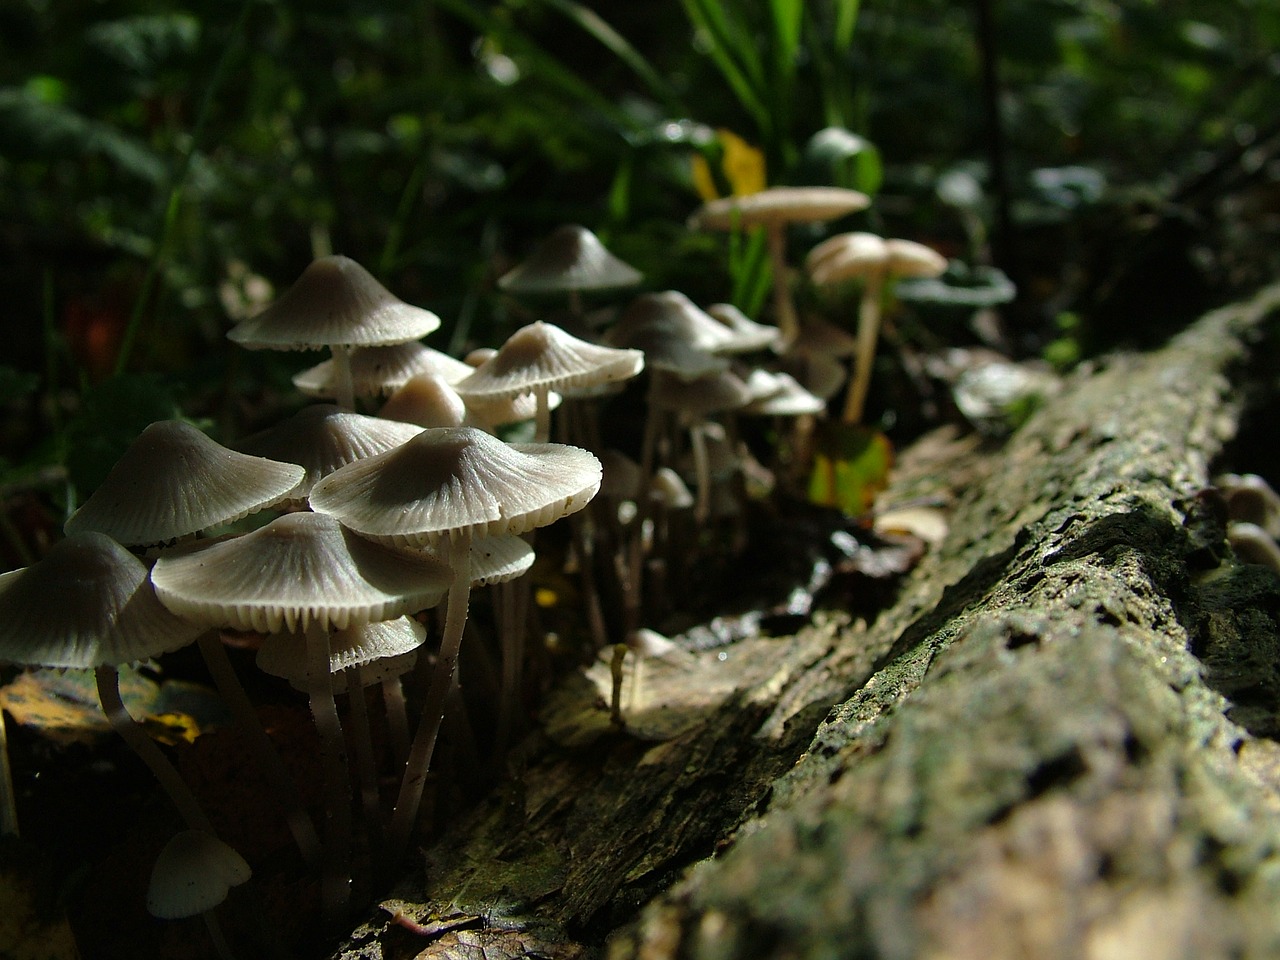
[3,202,952,953]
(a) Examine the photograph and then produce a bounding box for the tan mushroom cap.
[65,420,305,547]
[378,373,469,429]
[705,303,782,353]
[689,186,870,231]
[293,341,473,399]
[498,224,643,295]
[257,616,426,693]
[234,404,424,501]
[806,231,889,286]
[146,831,251,919]
[227,255,441,351]
[0,532,203,669]
[150,512,454,634]
[453,321,644,400]
[308,426,602,546]
[806,233,947,286]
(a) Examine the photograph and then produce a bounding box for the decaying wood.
[335,284,1280,960]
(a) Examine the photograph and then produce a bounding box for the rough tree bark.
[336,284,1280,960]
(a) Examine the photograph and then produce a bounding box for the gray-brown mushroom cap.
[227,255,441,351]
[308,426,602,546]
[64,420,306,547]
[292,341,473,399]
[453,321,644,400]
[0,532,204,669]
[498,224,643,295]
[256,616,426,693]
[149,512,453,633]
[234,405,423,501]
[146,830,251,920]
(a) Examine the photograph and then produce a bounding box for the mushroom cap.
[884,238,948,278]
[150,512,454,633]
[453,321,644,400]
[689,186,870,231]
[740,369,828,416]
[309,426,601,547]
[64,420,305,547]
[805,231,890,286]
[705,303,782,354]
[146,831,251,919]
[227,255,441,351]
[498,224,643,295]
[234,405,424,501]
[611,291,739,353]
[647,369,753,417]
[256,616,426,693]
[0,533,203,669]
[293,341,473,399]
[378,373,470,429]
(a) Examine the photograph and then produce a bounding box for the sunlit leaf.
[808,422,893,516]
[718,129,767,196]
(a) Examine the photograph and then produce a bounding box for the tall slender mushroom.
[453,320,643,442]
[805,232,947,423]
[308,426,601,856]
[498,224,643,318]
[688,187,870,348]
[227,255,442,411]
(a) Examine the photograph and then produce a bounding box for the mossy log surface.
[336,285,1280,960]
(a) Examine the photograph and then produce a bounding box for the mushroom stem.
[304,622,351,924]
[534,386,552,444]
[0,706,19,837]
[196,631,322,868]
[381,675,410,769]
[94,665,213,834]
[765,223,799,348]
[608,642,627,726]
[331,345,356,411]
[388,530,473,857]
[346,667,383,851]
[843,271,886,424]
[689,421,712,525]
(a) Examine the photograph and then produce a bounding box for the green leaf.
[808,422,893,516]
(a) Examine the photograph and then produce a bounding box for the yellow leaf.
[690,153,719,202]
[718,129,767,197]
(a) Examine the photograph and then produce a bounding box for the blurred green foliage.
[1,0,1277,522]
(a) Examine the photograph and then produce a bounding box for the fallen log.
[337,284,1280,960]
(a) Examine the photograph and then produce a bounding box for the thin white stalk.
[305,622,351,923]
[381,676,410,770]
[843,271,886,424]
[331,344,356,411]
[388,530,473,856]
[94,665,213,834]
[534,386,552,443]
